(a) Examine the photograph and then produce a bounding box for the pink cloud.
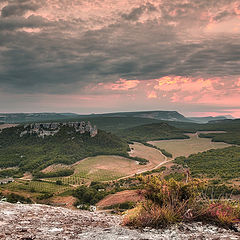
[102,78,140,91]
[147,91,157,99]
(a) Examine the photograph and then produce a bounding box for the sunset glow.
[0,0,239,117]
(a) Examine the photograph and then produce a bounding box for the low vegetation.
[199,132,240,145]
[175,146,240,180]
[73,185,108,206]
[0,192,32,204]
[123,176,240,230]
[117,122,189,142]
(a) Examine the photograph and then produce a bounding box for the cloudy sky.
[0,0,240,117]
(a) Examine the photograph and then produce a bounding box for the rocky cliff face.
[0,202,239,240]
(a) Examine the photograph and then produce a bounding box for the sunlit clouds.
[0,0,240,116]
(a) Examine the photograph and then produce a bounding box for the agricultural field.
[129,142,166,165]
[0,179,70,195]
[56,155,147,182]
[44,142,167,183]
[148,132,231,159]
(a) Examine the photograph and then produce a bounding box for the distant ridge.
[0,113,78,123]
[189,115,234,123]
[0,111,192,123]
[81,110,192,122]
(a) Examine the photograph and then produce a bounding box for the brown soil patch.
[42,164,70,173]
[21,172,33,180]
[0,124,18,130]
[50,196,77,209]
[96,190,144,207]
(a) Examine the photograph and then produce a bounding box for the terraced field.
[148,132,231,159]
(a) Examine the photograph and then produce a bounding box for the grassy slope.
[0,125,129,176]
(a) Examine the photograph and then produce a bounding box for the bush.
[200,202,240,228]
[5,193,32,204]
[37,193,53,200]
[73,185,107,205]
[123,176,240,229]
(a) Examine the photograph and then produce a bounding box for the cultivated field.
[148,132,231,159]
[0,180,70,195]
[97,190,144,208]
[129,142,166,164]
[72,155,152,182]
[48,142,167,183]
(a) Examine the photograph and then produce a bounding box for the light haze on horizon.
[0,0,240,117]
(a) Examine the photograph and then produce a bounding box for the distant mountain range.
[0,113,78,123]
[188,115,234,123]
[0,111,235,124]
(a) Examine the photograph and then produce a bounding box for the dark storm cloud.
[0,15,49,30]
[1,0,39,17]
[0,0,239,94]
[122,3,157,21]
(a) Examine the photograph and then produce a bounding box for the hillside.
[67,116,163,132]
[168,119,240,145]
[83,110,191,122]
[0,123,129,178]
[175,146,240,180]
[117,122,189,142]
[0,113,78,123]
[188,116,229,123]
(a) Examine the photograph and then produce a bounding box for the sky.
[0,0,240,117]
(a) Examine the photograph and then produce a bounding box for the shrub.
[123,176,240,229]
[37,193,53,200]
[200,201,240,229]
[5,193,32,204]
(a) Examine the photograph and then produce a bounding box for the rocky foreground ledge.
[0,202,239,240]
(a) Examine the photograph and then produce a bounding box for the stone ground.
[0,202,240,240]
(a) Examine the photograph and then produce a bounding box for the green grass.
[0,180,70,194]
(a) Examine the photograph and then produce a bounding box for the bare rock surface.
[0,202,240,240]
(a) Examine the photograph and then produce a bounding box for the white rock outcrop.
[0,202,239,240]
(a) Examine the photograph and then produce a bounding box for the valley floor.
[0,202,239,240]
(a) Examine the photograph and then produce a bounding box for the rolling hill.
[0,110,192,124]
[0,123,129,178]
[117,122,189,142]
[0,113,78,123]
[82,110,192,122]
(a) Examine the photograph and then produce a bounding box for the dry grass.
[129,142,166,165]
[123,176,240,229]
[148,133,231,159]
[41,164,70,173]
